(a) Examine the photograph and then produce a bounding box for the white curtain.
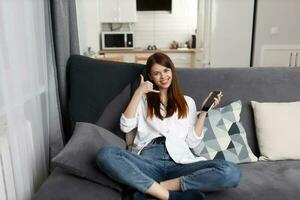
[0,0,63,199]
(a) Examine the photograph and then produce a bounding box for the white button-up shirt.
[120,94,207,164]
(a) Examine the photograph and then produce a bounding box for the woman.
[96,52,241,200]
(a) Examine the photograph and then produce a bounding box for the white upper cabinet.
[99,0,136,23]
[99,0,118,23]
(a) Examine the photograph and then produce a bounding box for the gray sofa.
[34,55,300,200]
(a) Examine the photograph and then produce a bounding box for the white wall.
[76,0,100,54]
[253,0,300,66]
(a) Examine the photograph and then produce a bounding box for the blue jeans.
[96,143,241,193]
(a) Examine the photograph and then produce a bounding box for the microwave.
[101,32,134,50]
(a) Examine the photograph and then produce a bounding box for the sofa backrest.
[68,56,300,157]
[67,55,143,139]
[176,67,300,156]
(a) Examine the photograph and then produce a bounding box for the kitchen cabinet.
[98,50,196,68]
[262,49,300,67]
[99,0,136,23]
[296,51,300,67]
[167,53,194,68]
[103,53,135,63]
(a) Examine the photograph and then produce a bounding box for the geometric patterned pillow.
[191,100,257,164]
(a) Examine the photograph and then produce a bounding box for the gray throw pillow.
[52,122,126,191]
[192,100,257,164]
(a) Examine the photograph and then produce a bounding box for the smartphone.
[201,91,222,112]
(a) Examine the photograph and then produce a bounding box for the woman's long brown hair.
[146,52,188,120]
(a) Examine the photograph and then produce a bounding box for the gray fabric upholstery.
[67,55,143,130]
[33,168,122,200]
[35,62,300,200]
[96,84,132,139]
[52,122,126,191]
[35,160,300,200]
[206,160,300,200]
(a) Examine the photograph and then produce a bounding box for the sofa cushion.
[251,101,300,161]
[33,168,122,200]
[205,160,300,200]
[192,100,257,163]
[52,122,126,191]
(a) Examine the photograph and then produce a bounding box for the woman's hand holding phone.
[137,75,160,94]
[195,91,223,137]
[201,91,223,112]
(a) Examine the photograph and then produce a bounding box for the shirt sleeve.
[185,97,207,148]
[120,97,143,133]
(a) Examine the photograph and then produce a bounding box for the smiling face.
[145,52,188,120]
[149,63,173,90]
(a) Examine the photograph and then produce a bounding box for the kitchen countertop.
[98,48,200,54]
